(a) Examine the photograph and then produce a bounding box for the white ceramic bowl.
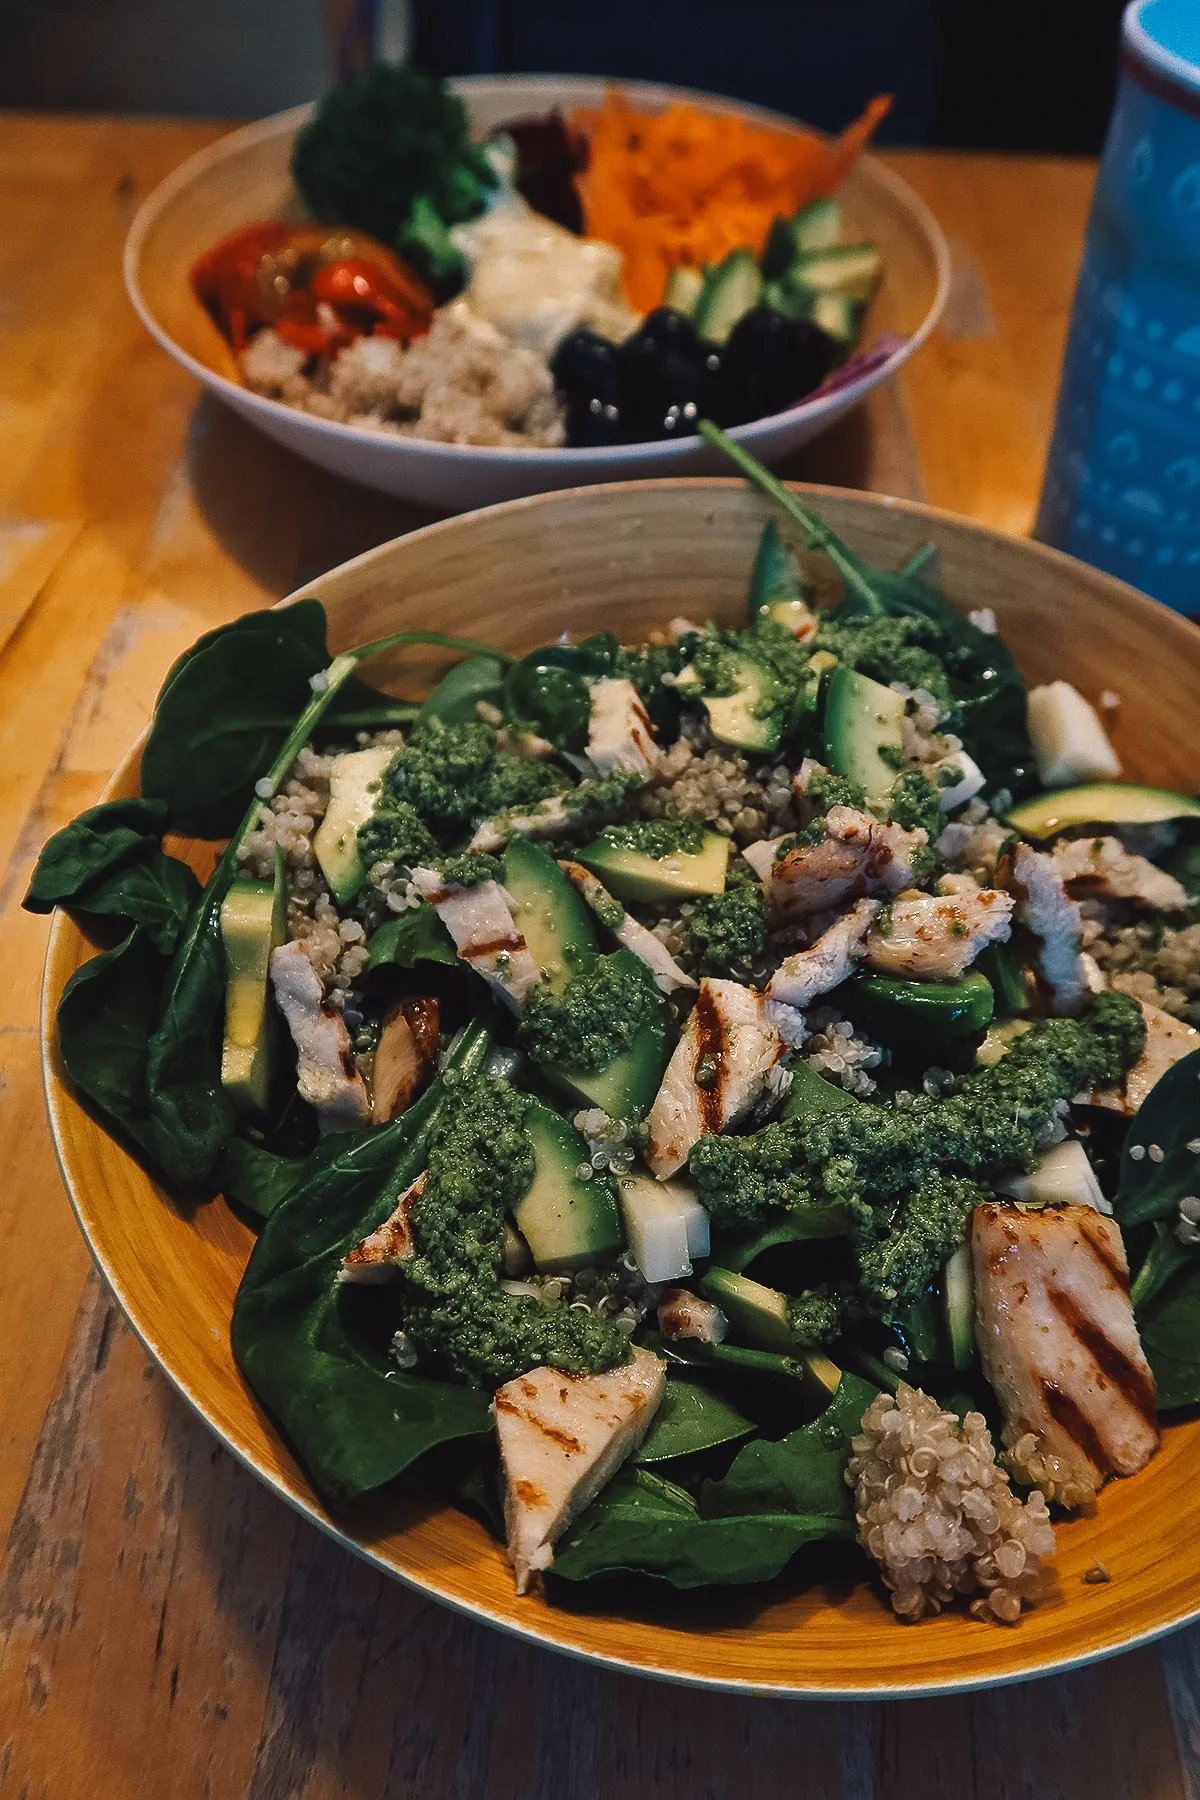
[124,75,950,510]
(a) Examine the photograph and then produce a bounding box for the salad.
[190,68,892,450]
[30,427,1200,1626]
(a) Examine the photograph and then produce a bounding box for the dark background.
[1,0,1129,153]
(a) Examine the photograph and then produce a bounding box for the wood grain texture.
[0,113,1194,1798]
[41,480,1200,1703]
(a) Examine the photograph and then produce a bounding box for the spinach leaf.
[1137,1261,1200,1412]
[745,519,808,622]
[551,1476,853,1588]
[417,655,506,728]
[367,906,458,971]
[56,928,164,1157]
[23,799,170,909]
[1115,1048,1200,1230]
[216,1134,307,1220]
[503,639,617,751]
[63,852,199,956]
[634,1376,755,1465]
[157,598,331,703]
[231,1023,494,1503]
[1131,1222,1193,1315]
[701,1373,874,1520]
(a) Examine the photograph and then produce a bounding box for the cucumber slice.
[515,1097,622,1271]
[942,1244,975,1372]
[808,291,864,345]
[312,745,395,904]
[1005,782,1200,840]
[502,834,596,995]
[761,197,843,280]
[220,847,287,1115]
[663,264,703,317]
[786,243,882,301]
[822,664,906,810]
[579,828,730,903]
[693,249,763,344]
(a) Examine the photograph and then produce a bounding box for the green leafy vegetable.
[1137,1261,1200,1412]
[702,1373,874,1518]
[56,929,164,1157]
[216,1136,307,1220]
[23,797,201,955]
[366,906,458,971]
[634,1376,755,1465]
[416,655,506,728]
[231,1022,496,1503]
[1115,1048,1200,1230]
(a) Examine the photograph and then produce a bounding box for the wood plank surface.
[0,114,1194,1799]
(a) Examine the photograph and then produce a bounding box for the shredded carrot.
[570,91,891,313]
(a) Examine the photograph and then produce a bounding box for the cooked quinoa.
[1081,909,1200,1025]
[241,303,565,448]
[848,1386,1057,1624]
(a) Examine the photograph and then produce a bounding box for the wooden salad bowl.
[42,480,1200,1697]
[124,76,949,510]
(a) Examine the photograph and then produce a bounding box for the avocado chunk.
[579,827,730,903]
[677,649,785,754]
[1005,781,1200,841]
[514,1097,621,1272]
[822,664,906,812]
[701,1268,792,1352]
[312,744,395,904]
[502,834,597,996]
[538,949,674,1121]
[220,847,287,1115]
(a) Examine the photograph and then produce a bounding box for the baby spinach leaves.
[702,1372,873,1519]
[231,1023,495,1504]
[634,1376,755,1465]
[417,654,506,728]
[24,799,201,956]
[367,905,458,971]
[1118,1048,1200,1408]
[56,929,165,1158]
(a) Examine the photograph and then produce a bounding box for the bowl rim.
[122,73,952,467]
[41,475,1200,1699]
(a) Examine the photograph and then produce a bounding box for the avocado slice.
[822,664,906,811]
[701,1268,792,1352]
[579,827,730,903]
[538,948,674,1121]
[842,969,994,1048]
[514,1097,622,1271]
[220,847,287,1115]
[1005,782,1200,841]
[312,745,395,904]
[677,649,785,754]
[502,835,596,996]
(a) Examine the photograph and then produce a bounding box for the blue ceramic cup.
[1037,0,1200,616]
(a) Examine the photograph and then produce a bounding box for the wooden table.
[2,112,1198,1800]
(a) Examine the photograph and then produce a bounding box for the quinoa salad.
[30,429,1200,1626]
[191,66,893,450]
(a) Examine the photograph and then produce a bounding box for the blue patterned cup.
[1037,0,1200,616]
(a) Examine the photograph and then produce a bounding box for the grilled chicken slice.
[338,1171,427,1283]
[1053,836,1189,913]
[864,875,1014,980]
[410,868,540,1010]
[560,860,695,993]
[469,794,574,854]
[1088,998,1200,1115]
[971,1201,1159,1493]
[657,1287,728,1344]
[495,1347,666,1592]
[269,941,370,1133]
[1003,843,1088,1016]
[586,677,661,778]
[745,807,927,923]
[768,897,881,1007]
[646,978,785,1178]
[372,995,440,1123]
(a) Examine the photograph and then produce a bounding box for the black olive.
[550,328,623,447]
[702,307,840,429]
[614,307,707,442]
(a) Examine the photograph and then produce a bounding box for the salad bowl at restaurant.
[39,475,1200,1697]
[124,75,949,510]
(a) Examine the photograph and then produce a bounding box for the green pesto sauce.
[518,953,661,1073]
[785,1286,845,1349]
[814,614,952,709]
[561,770,644,828]
[600,815,707,859]
[888,768,942,839]
[401,1077,627,1386]
[358,799,438,873]
[685,862,768,980]
[689,991,1146,1316]
[440,851,502,887]
[381,719,567,836]
[803,767,866,814]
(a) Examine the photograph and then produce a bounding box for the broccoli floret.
[518,953,662,1073]
[291,65,496,287]
[686,862,768,980]
[382,719,566,837]
[888,769,942,838]
[401,1078,627,1385]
